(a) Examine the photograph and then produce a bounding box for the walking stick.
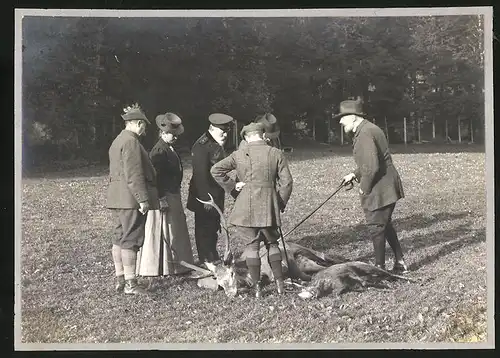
[282,179,353,239]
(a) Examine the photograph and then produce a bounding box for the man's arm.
[353,133,379,195]
[276,152,293,210]
[210,153,237,194]
[122,139,149,204]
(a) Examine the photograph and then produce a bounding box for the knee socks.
[112,244,124,277]
[121,248,138,280]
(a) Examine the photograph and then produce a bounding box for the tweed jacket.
[352,119,404,211]
[149,138,183,196]
[106,130,159,210]
[210,140,293,227]
[186,131,227,213]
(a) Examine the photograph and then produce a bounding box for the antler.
[196,193,232,265]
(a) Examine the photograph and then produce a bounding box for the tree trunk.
[458,117,461,143]
[403,117,407,145]
[470,118,474,143]
[312,118,316,141]
[432,117,436,139]
[417,117,421,143]
[384,116,389,143]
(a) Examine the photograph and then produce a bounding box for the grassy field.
[19,144,489,345]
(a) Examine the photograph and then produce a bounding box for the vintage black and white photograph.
[15,7,494,349]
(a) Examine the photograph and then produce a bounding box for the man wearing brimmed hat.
[187,113,234,266]
[239,113,282,150]
[333,98,408,273]
[136,113,195,282]
[107,103,159,295]
[211,122,293,298]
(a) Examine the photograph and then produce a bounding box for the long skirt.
[136,192,194,276]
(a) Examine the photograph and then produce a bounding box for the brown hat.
[121,103,150,124]
[240,122,265,139]
[155,113,184,135]
[332,99,366,120]
[255,113,280,139]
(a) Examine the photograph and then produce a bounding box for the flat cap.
[240,122,265,139]
[121,103,151,124]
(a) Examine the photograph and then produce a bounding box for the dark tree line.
[22,15,485,168]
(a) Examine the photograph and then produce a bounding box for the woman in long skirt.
[136,112,194,283]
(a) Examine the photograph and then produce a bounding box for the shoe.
[124,279,147,295]
[276,278,285,295]
[392,261,409,273]
[254,281,263,299]
[375,264,386,270]
[115,275,125,293]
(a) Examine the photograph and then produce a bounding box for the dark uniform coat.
[149,139,183,196]
[210,140,293,227]
[186,132,227,212]
[107,130,159,210]
[352,120,404,212]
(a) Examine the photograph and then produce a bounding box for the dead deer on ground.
[297,261,416,299]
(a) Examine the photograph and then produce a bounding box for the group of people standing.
[106,98,408,298]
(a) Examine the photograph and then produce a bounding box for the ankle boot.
[276,278,285,295]
[115,275,125,293]
[124,278,147,295]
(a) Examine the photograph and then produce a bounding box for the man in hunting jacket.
[107,103,159,295]
[211,122,293,298]
[334,99,408,273]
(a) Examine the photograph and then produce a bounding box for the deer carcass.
[297,261,416,299]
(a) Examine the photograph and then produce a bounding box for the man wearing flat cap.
[239,113,282,150]
[334,98,408,273]
[211,122,293,298]
[107,103,159,295]
[187,113,234,265]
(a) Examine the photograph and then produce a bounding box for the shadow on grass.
[294,211,474,250]
[293,211,484,270]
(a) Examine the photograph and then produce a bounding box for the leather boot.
[276,278,285,295]
[115,275,125,293]
[375,263,386,270]
[124,278,147,295]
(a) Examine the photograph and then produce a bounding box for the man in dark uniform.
[186,113,234,265]
[334,99,408,273]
